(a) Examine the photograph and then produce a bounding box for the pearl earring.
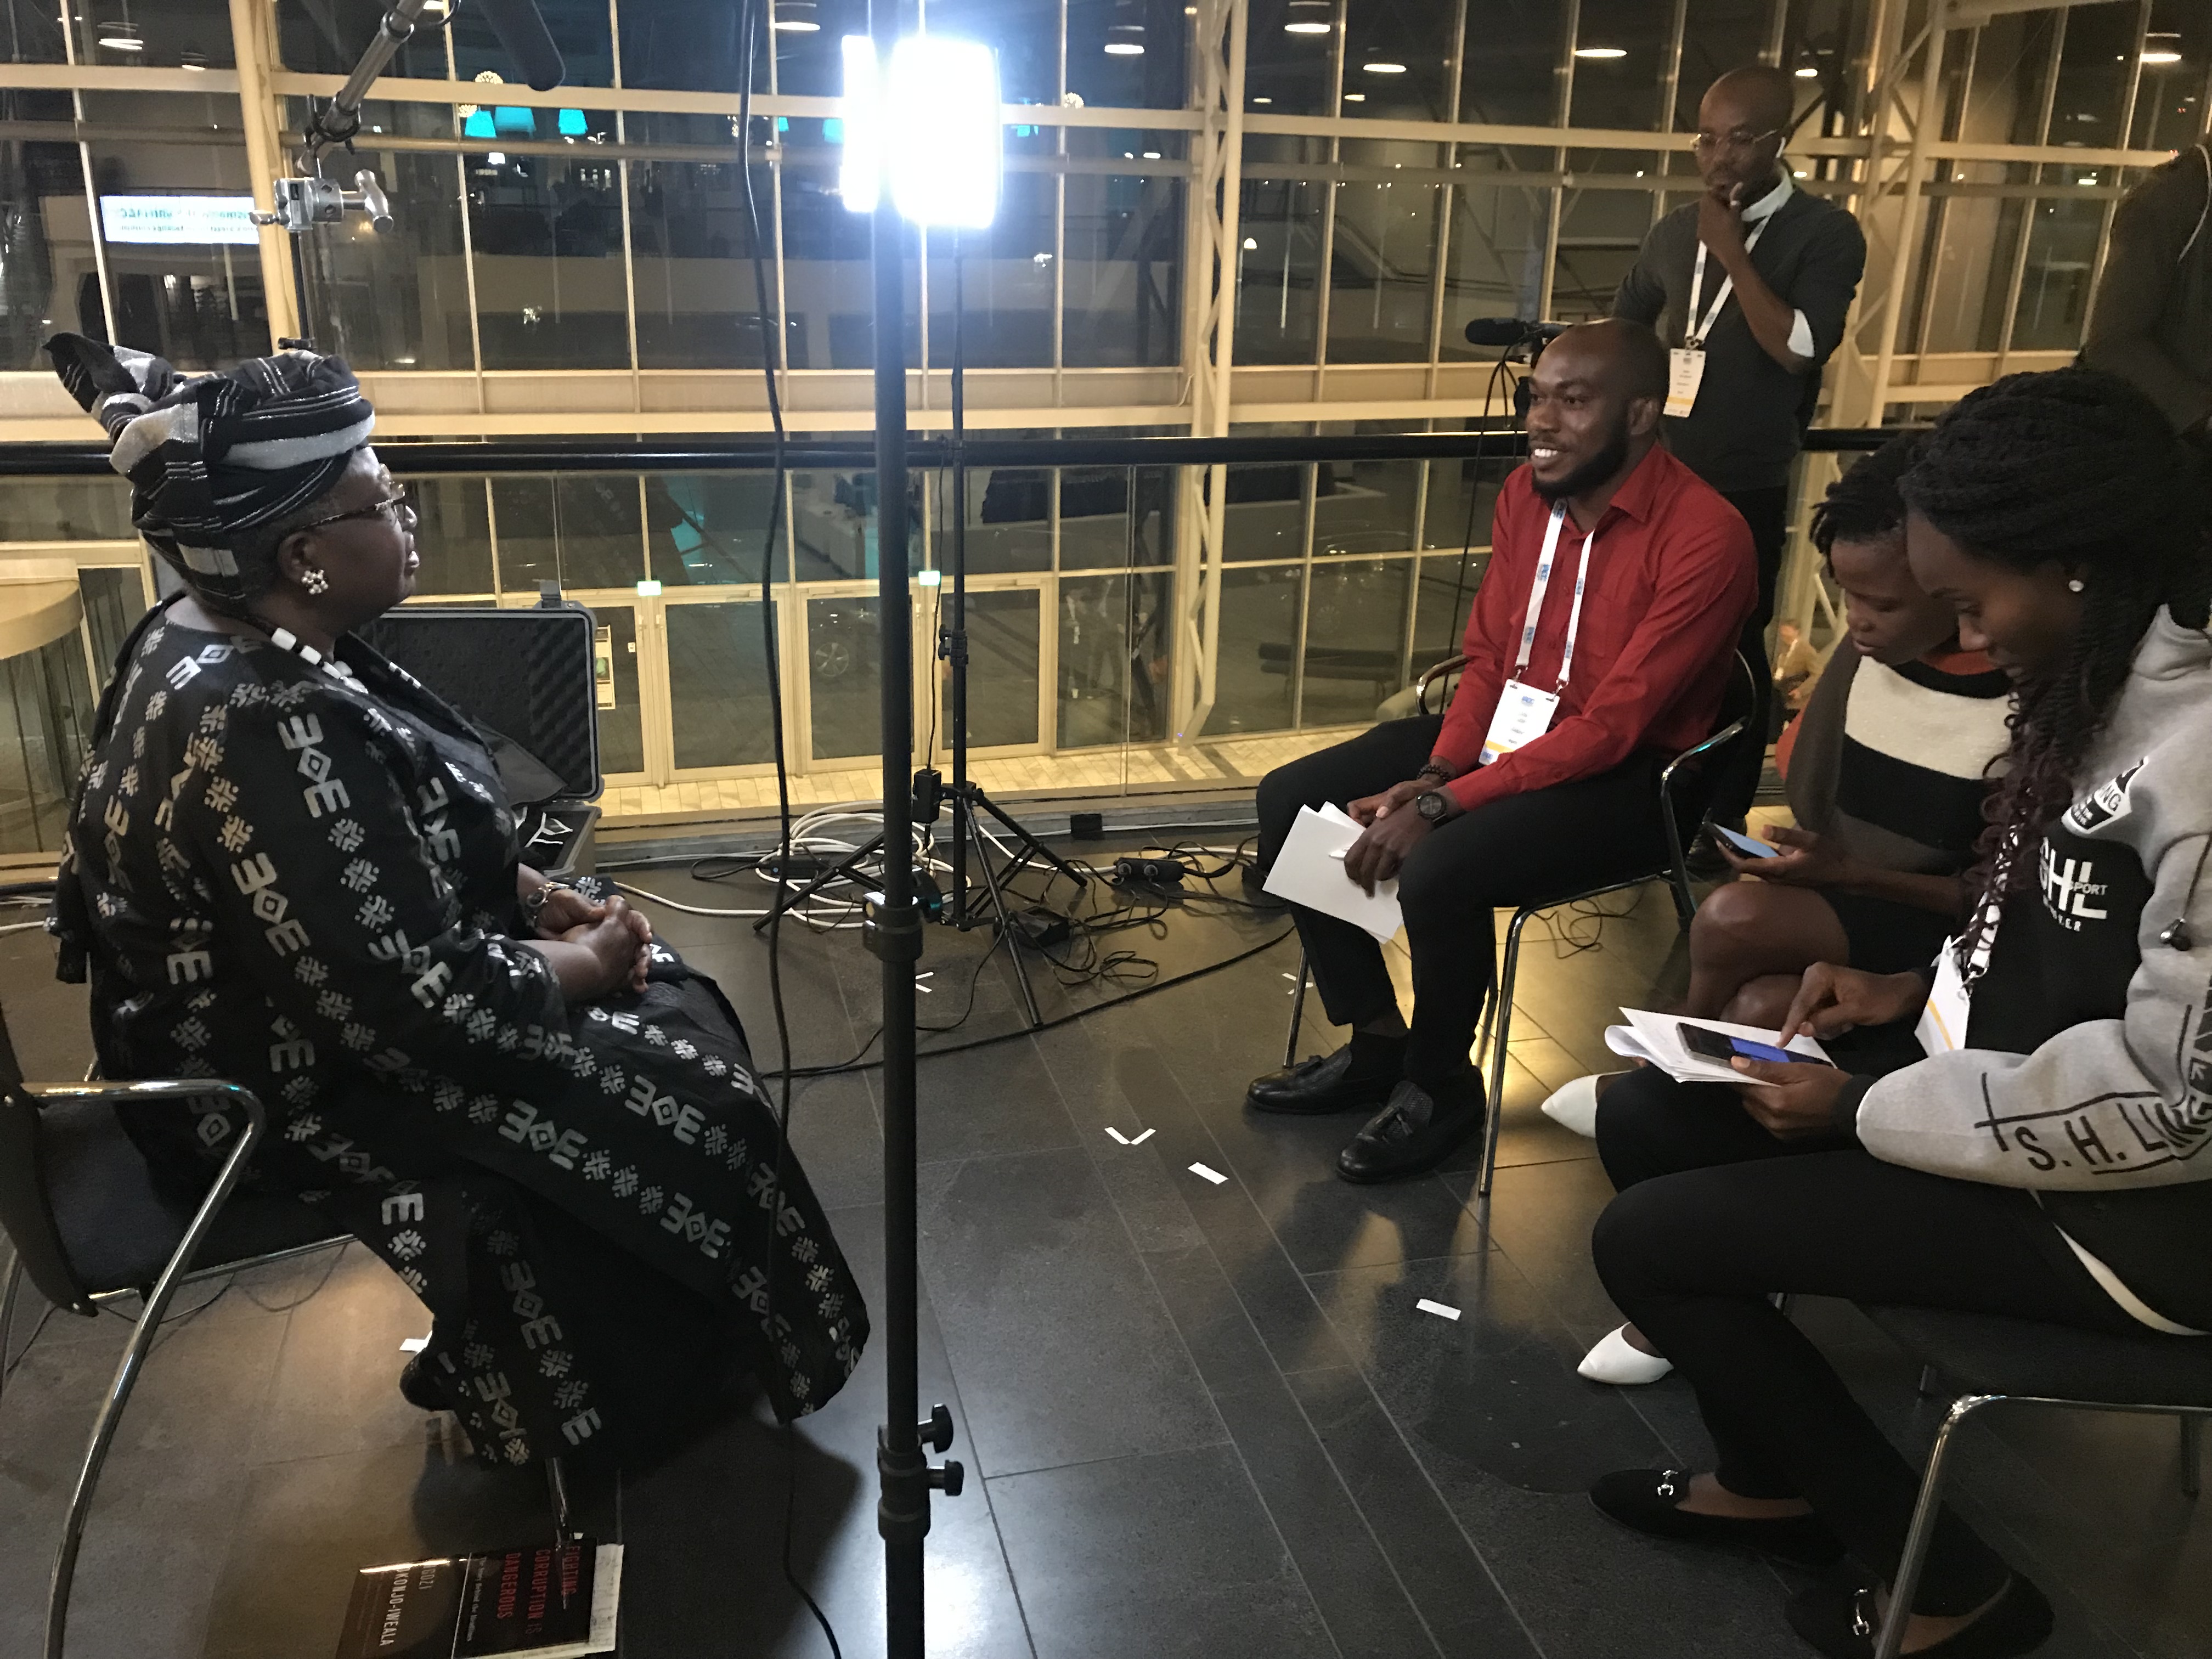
[2067,578,2085,594]
[302,566,330,595]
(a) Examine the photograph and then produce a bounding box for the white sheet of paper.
[1261,803,1405,943]
[1606,1008,1832,1087]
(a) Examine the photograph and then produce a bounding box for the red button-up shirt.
[1432,443,1757,814]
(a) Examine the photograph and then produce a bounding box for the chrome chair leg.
[1479,906,1536,1199]
[2182,1416,2203,1501]
[1876,1395,1996,1659]
[1283,950,1311,1068]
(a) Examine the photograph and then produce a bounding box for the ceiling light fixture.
[1573,46,1626,59]
[1104,22,1144,55]
[1363,60,1406,74]
[1795,65,1818,77]
[2140,49,2182,64]
[1284,0,1330,35]
[95,19,143,49]
[772,0,820,30]
[1342,92,1364,101]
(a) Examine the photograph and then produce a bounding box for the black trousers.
[1255,715,1675,1082]
[1592,1066,2142,1614]
[1710,483,1791,827]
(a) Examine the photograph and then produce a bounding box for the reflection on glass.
[0,631,94,854]
[1343,0,1453,122]
[452,0,612,86]
[1300,557,1412,726]
[467,144,628,370]
[647,473,784,586]
[1066,0,1189,110]
[780,168,917,369]
[298,127,473,370]
[75,0,232,67]
[1438,168,1549,350]
[668,601,777,770]
[0,476,132,539]
[1411,549,1488,670]
[593,603,644,775]
[490,476,644,592]
[1460,2,1564,125]
[807,593,882,761]
[279,0,444,75]
[2012,197,2102,351]
[1,0,67,64]
[84,93,270,369]
[927,0,1061,104]
[925,173,1056,369]
[1235,167,1325,364]
[78,566,145,689]
[618,0,761,94]
[407,477,494,595]
[791,471,883,582]
[1064,137,1182,366]
[1566,0,1671,131]
[940,588,1040,749]
[1058,571,1170,748]
[1674,0,1773,130]
[1221,462,1309,562]
[1420,453,1509,552]
[0,89,103,364]
[1057,467,1130,569]
[1326,159,1437,363]
[1314,458,1421,555]
[1214,565,1300,735]
[1553,183,1655,321]
[1245,0,1338,115]
[630,116,777,370]
[946,467,1053,575]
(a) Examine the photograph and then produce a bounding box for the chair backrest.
[0,1003,99,1316]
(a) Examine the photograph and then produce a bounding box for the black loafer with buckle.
[1589,1468,1845,1566]
[1335,1073,1485,1183]
[1785,1575,2053,1659]
[1248,1044,1399,1115]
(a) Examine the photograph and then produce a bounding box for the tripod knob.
[920,1402,956,1453]
[930,1459,966,1498]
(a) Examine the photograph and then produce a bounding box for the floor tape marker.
[1104,1127,1130,1144]
[1131,1128,1155,1144]
[1189,1162,1227,1184]
[1415,1299,1462,1322]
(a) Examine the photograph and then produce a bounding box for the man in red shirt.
[1251,319,1757,1182]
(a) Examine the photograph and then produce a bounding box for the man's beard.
[1533,418,1632,503]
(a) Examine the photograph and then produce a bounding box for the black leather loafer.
[1335,1074,1485,1183]
[1589,1468,1844,1566]
[1785,1575,2052,1659]
[398,1353,449,1413]
[1248,1045,1398,1115]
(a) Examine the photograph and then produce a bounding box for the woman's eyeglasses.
[298,484,416,534]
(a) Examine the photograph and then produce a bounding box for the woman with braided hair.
[1583,368,2212,1658]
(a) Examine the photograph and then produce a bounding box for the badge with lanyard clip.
[1480,502,1595,764]
[1666,217,1771,419]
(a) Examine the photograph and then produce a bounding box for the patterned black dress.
[52,600,867,1466]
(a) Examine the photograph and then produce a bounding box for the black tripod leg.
[958,798,1045,1030]
[972,789,1089,889]
[750,830,889,934]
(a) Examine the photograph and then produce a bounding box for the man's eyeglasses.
[297,484,416,534]
[1692,127,1782,155]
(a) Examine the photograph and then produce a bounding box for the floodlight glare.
[843,35,1003,230]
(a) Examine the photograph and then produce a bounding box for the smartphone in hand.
[1677,1022,1834,1069]
[1714,825,1782,860]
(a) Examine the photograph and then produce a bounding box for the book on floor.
[335,1539,622,1659]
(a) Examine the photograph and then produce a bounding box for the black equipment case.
[356,597,603,881]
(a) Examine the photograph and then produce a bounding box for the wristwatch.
[1414,789,1454,825]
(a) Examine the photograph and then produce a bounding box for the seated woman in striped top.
[1545,434,2015,1384]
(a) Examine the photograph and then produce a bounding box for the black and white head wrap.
[46,333,375,608]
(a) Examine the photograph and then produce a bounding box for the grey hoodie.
[1851,611,2212,1325]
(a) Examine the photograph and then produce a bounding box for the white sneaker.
[1538,1073,1607,1138]
[1577,1324,1674,1385]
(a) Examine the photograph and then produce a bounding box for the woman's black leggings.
[1592,1067,2145,1614]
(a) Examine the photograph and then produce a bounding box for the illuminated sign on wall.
[99,195,259,246]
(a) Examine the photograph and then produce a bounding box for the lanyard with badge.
[1666,216,1771,419]
[1480,501,1594,765]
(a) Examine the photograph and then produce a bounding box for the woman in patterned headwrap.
[45,335,867,1468]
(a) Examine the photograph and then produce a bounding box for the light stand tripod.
[928,232,1088,1029]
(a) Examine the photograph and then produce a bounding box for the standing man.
[1612,63,1866,831]
[1248,320,1754,1183]
[2079,128,2211,446]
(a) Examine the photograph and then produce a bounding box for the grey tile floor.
[0,860,2206,1659]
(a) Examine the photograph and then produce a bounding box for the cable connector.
[1111,855,1192,887]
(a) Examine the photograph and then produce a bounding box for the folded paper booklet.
[1260,802,1404,943]
[1605,1009,1833,1087]
[336,1541,621,1659]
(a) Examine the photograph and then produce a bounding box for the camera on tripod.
[1464,317,1568,418]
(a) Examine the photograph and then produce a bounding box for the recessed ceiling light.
[1242,236,1257,249]
[1342,92,1365,101]
[1105,22,1144,55]
[771,0,818,30]
[1363,60,1406,74]
[1284,0,1330,33]
[1251,95,1272,104]
[1104,41,1143,54]
[1795,65,1818,78]
[2141,50,2182,64]
[1573,46,1626,59]
[95,20,142,49]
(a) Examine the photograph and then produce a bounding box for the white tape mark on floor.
[1415,1299,1462,1322]
[1189,1162,1227,1184]
[1130,1128,1155,1144]
[399,1336,431,1352]
[1104,1127,1130,1144]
